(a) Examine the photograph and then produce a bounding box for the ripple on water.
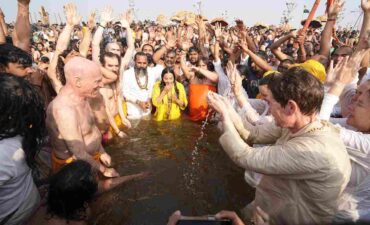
[89,119,254,225]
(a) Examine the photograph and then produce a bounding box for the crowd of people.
[1,0,370,224]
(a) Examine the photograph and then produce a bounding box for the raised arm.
[120,10,135,71]
[180,51,194,80]
[0,9,7,44]
[92,6,113,63]
[269,32,295,61]
[319,0,344,57]
[0,9,7,38]
[359,0,370,43]
[13,0,31,52]
[0,9,5,44]
[239,39,273,72]
[153,32,177,65]
[297,34,307,63]
[191,66,219,83]
[47,3,81,93]
[79,11,95,58]
[236,19,258,53]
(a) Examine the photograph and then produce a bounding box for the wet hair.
[47,160,98,222]
[0,44,33,69]
[268,67,324,116]
[160,67,179,96]
[0,73,47,170]
[100,52,121,67]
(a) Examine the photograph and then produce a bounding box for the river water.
[89,119,254,225]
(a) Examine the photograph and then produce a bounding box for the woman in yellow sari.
[152,68,188,121]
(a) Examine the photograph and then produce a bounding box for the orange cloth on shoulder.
[188,83,216,121]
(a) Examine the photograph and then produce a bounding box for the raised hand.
[296,34,306,45]
[99,6,113,27]
[333,50,369,85]
[87,11,96,30]
[64,3,81,26]
[0,8,4,18]
[120,9,133,28]
[165,33,177,49]
[214,22,222,40]
[17,0,30,6]
[357,30,370,50]
[328,0,344,19]
[362,0,370,13]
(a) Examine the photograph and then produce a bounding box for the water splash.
[183,110,212,194]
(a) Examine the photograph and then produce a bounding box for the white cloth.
[121,67,157,119]
[149,64,164,82]
[0,136,40,224]
[320,91,370,223]
[360,67,370,84]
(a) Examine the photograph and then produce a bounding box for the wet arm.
[54,107,106,174]
[121,26,135,71]
[47,24,74,93]
[92,26,104,63]
[13,0,31,52]
[270,33,293,61]
[79,28,92,58]
[240,47,273,72]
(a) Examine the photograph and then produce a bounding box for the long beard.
[134,67,148,77]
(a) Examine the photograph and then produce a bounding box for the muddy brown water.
[88,119,255,225]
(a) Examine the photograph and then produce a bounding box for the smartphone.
[176,216,232,225]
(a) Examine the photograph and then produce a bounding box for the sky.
[1,0,364,29]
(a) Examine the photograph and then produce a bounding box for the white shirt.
[121,67,157,119]
[0,136,38,220]
[149,64,164,82]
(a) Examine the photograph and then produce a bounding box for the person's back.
[0,73,46,224]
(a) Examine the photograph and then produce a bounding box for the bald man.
[46,57,119,177]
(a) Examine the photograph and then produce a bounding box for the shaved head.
[64,57,103,98]
[64,57,101,84]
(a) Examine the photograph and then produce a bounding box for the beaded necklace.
[135,71,148,90]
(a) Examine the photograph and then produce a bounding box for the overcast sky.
[1,0,364,29]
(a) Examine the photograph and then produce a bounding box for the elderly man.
[121,52,157,120]
[46,57,118,177]
[208,67,351,225]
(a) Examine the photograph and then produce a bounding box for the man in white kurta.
[121,53,157,120]
[209,67,351,225]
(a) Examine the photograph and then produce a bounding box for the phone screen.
[177,220,232,225]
